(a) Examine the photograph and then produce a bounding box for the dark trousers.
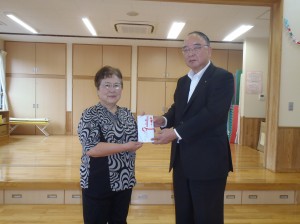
[173,153,227,224]
[82,188,132,224]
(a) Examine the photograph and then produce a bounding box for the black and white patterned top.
[78,103,137,193]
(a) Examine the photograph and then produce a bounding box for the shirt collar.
[187,61,211,80]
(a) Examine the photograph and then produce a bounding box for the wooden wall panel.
[239,117,264,149]
[277,127,300,171]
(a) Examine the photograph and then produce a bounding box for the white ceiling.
[0,0,270,49]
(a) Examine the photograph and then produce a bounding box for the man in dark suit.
[152,31,234,224]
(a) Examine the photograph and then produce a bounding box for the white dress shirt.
[187,61,210,102]
[170,61,211,141]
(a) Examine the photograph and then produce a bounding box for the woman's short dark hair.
[94,65,123,90]
[188,31,210,46]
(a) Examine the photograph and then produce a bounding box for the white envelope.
[137,115,154,143]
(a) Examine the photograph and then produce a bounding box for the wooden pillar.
[265,0,283,171]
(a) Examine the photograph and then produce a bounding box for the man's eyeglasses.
[182,44,209,55]
[101,82,122,90]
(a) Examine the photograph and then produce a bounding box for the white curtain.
[0,50,8,110]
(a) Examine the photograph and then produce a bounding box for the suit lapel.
[177,76,190,115]
[183,63,216,115]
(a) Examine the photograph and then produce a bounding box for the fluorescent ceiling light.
[82,17,97,36]
[223,25,254,41]
[167,22,185,39]
[6,14,38,34]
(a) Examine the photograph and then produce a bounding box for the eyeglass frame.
[181,44,209,55]
[100,82,123,90]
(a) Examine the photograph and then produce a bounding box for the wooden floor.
[1,135,300,190]
[1,135,300,223]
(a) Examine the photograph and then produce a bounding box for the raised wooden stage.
[1,135,300,224]
[0,135,299,205]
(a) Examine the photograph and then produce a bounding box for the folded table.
[9,118,50,136]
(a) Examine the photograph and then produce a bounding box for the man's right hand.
[153,116,165,127]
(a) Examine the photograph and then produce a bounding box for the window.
[0,50,8,111]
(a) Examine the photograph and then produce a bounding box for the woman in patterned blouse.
[78,65,143,224]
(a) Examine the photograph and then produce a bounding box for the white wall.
[279,0,300,127]
[240,38,269,118]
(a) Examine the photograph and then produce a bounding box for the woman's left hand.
[124,141,143,152]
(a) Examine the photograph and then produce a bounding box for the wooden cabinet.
[72,79,131,134]
[242,190,295,204]
[138,46,188,78]
[5,41,66,76]
[131,190,174,205]
[166,48,188,78]
[137,47,242,116]
[0,110,9,140]
[72,44,102,76]
[7,77,66,135]
[5,41,67,135]
[65,190,82,204]
[137,81,165,115]
[138,47,166,78]
[72,79,99,134]
[73,44,132,77]
[165,81,177,110]
[137,81,177,115]
[224,191,242,204]
[35,78,66,134]
[72,44,132,135]
[137,46,187,115]
[35,43,66,75]
[211,49,243,75]
[103,45,132,77]
[211,49,228,70]
[5,42,35,74]
[5,190,65,204]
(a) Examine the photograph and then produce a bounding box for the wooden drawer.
[0,125,8,136]
[224,190,242,204]
[0,190,3,204]
[5,190,64,204]
[65,190,82,204]
[242,190,295,204]
[131,190,174,205]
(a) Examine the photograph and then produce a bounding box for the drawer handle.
[137,194,148,199]
[248,195,258,199]
[72,195,81,199]
[279,195,289,199]
[12,194,22,198]
[226,195,236,199]
[47,194,58,199]
[171,195,174,199]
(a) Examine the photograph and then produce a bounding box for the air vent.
[114,23,154,35]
